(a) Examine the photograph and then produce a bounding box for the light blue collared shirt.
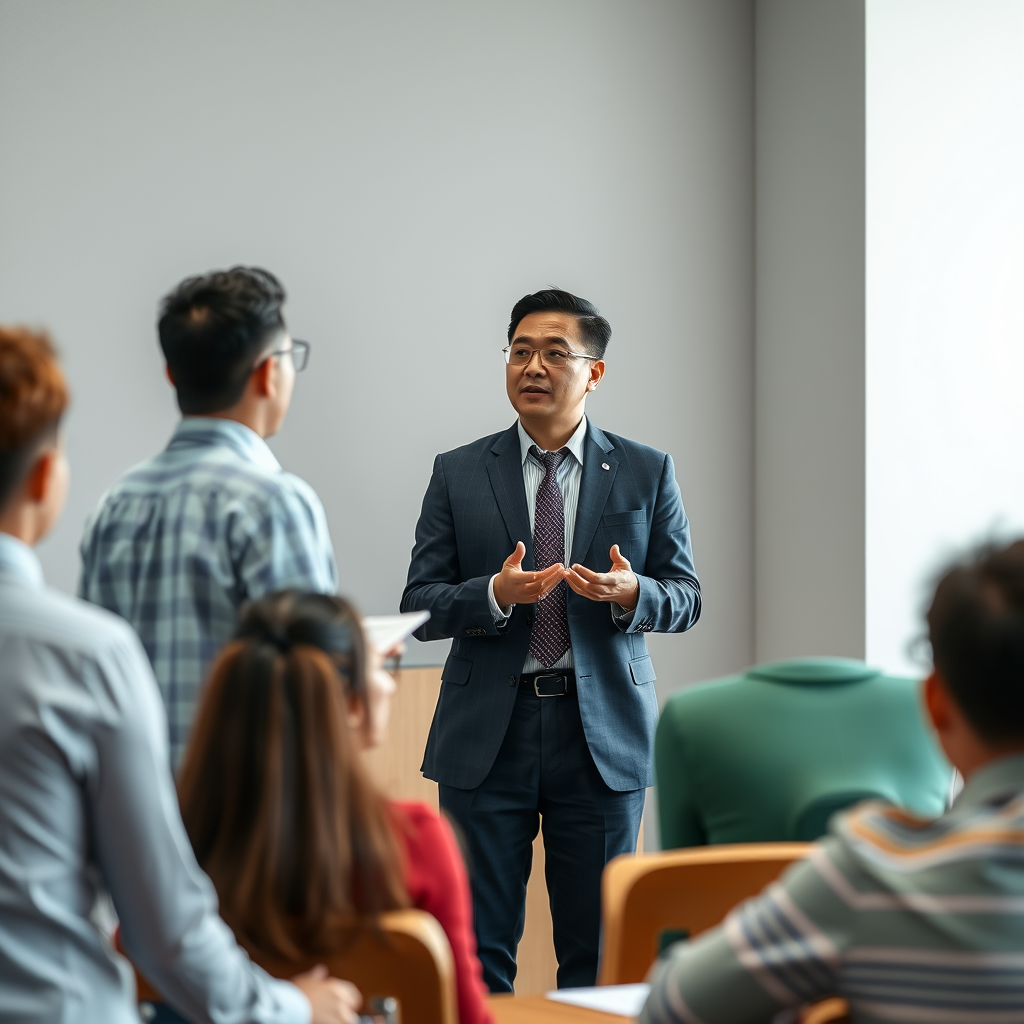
[79,417,338,768]
[488,417,632,672]
[0,533,309,1024]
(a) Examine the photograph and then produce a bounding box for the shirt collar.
[518,416,588,467]
[0,533,45,588]
[954,753,1024,812]
[168,417,282,473]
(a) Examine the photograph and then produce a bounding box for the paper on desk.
[546,984,651,1018]
[362,611,430,653]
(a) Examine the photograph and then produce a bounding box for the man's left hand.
[563,544,640,612]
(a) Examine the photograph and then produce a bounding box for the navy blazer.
[401,421,700,792]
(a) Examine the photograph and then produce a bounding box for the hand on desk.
[493,541,565,610]
[564,545,640,612]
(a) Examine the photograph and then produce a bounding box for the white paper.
[545,984,651,1018]
[362,611,430,653]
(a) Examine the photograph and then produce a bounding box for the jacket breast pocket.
[601,509,647,529]
[442,655,472,686]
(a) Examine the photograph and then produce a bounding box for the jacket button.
[509,675,517,687]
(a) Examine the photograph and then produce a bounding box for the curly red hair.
[0,326,68,508]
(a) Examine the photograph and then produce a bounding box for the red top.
[390,801,494,1024]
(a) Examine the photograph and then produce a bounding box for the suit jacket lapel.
[570,422,617,567]
[486,424,535,569]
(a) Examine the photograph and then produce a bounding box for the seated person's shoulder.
[390,799,446,836]
[660,673,750,725]
[17,584,142,655]
[390,800,465,862]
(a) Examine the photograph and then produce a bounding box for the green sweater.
[655,658,951,848]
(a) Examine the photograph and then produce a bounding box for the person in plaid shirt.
[79,267,337,769]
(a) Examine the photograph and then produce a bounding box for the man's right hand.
[492,541,565,610]
[292,964,362,1024]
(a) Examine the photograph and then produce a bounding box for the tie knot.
[531,446,569,473]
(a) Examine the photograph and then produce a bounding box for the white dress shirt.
[487,417,632,672]
[0,533,309,1024]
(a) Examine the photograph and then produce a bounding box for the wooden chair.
[598,842,813,985]
[126,909,457,1024]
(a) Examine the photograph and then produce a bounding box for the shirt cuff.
[612,603,636,627]
[273,980,313,1024]
[488,574,513,623]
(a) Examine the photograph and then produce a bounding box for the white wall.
[865,0,1024,675]
[754,0,867,663]
[0,0,754,688]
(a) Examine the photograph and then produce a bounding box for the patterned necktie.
[529,446,571,668]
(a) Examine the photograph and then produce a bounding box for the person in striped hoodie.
[641,539,1024,1024]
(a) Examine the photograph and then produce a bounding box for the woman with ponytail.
[175,591,494,1024]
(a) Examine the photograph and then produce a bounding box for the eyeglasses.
[264,339,311,372]
[502,344,598,369]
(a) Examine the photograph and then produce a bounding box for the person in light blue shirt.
[0,325,357,1024]
[79,267,338,768]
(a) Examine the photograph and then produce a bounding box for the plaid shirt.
[642,754,1024,1024]
[79,418,338,767]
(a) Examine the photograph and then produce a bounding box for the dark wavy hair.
[928,540,1024,743]
[177,591,409,960]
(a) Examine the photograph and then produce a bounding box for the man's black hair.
[507,288,611,358]
[158,266,286,415]
[928,540,1024,743]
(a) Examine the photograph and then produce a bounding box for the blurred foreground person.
[642,540,1024,1024]
[176,592,494,1024]
[0,327,358,1023]
[656,657,950,848]
[80,267,337,769]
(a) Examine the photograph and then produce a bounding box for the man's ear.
[23,449,56,504]
[924,671,952,735]
[251,356,275,399]
[164,364,176,386]
[586,359,605,392]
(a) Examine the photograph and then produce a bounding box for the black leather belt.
[519,671,575,697]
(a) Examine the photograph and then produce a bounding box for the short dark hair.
[928,540,1024,743]
[0,326,68,511]
[158,266,286,415]
[507,288,611,358]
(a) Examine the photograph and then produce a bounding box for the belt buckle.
[533,672,566,697]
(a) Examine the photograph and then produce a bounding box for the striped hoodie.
[641,754,1024,1024]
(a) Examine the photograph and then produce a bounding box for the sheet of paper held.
[362,611,430,653]
[546,984,651,1018]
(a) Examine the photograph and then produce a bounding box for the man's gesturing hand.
[492,541,565,610]
[564,544,640,611]
[292,965,362,1024]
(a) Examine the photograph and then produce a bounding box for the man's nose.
[524,350,547,373]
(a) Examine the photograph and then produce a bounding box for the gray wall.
[754,0,866,663]
[0,0,754,690]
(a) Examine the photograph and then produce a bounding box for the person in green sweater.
[655,657,952,848]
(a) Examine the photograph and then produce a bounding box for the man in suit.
[401,289,701,991]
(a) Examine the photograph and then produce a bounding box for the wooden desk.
[488,994,629,1024]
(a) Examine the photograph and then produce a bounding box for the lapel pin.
[601,462,610,471]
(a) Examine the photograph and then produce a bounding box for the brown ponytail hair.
[177,591,409,960]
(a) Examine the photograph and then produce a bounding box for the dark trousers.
[439,682,644,993]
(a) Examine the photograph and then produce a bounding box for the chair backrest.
[598,842,813,985]
[127,909,457,1024]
